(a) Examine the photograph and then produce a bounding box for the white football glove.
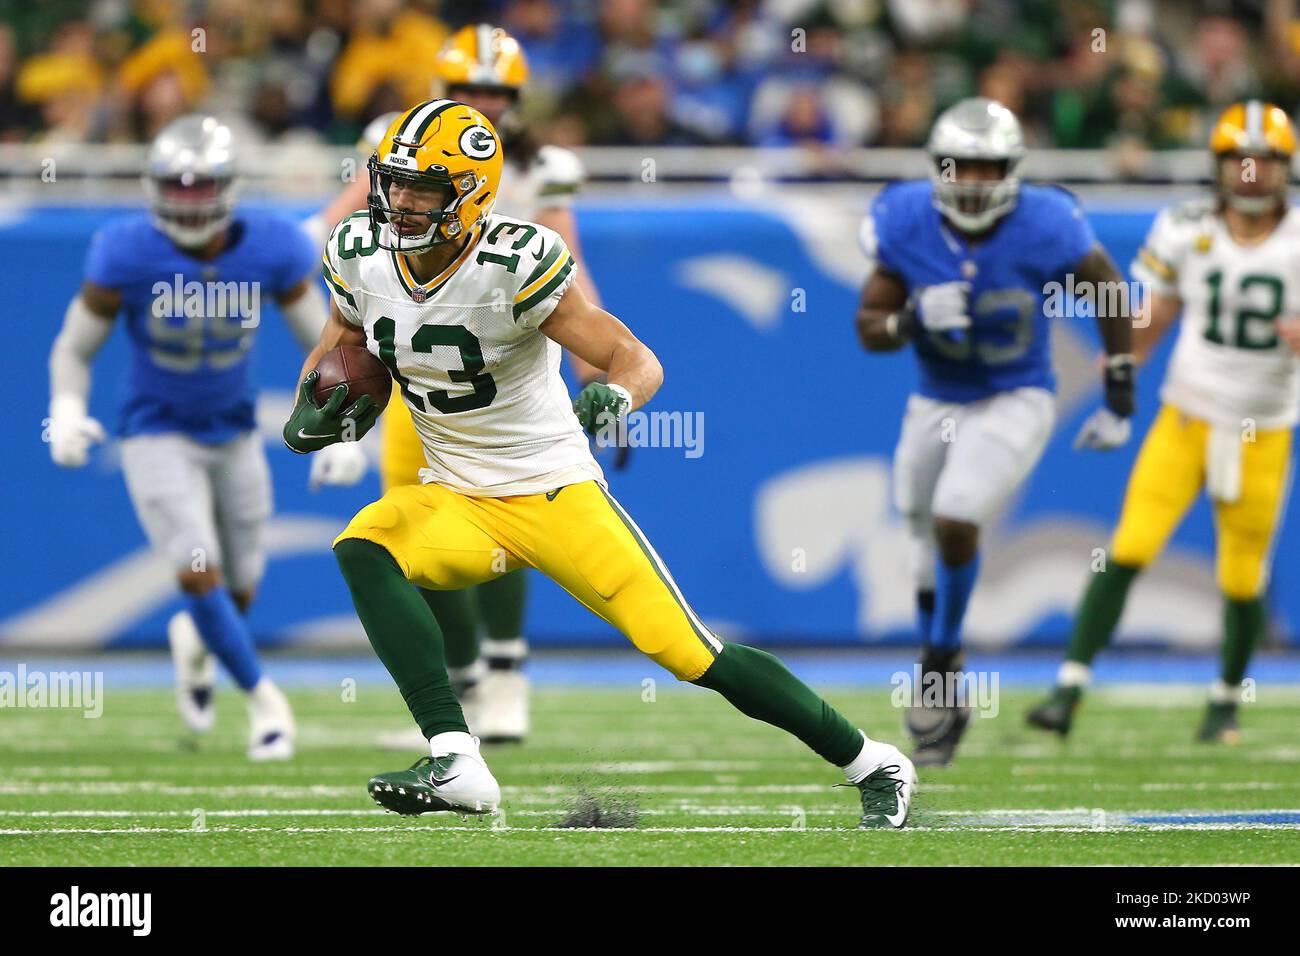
[309,440,368,490]
[1073,407,1132,451]
[46,398,106,468]
[916,281,972,333]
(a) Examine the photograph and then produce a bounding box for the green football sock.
[333,538,467,738]
[1221,596,1265,686]
[1065,560,1141,667]
[419,587,480,671]
[693,643,863,767]
[475,569,528,642]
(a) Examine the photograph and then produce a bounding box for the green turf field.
[2,683,1299,865]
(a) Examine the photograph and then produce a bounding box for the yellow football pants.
[380,382,426,492]
[1111,404,1293,600]
[334,479,724,680]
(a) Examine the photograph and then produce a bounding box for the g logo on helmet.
[459,126,497,160]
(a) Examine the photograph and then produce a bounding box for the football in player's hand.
[312,345,392,414]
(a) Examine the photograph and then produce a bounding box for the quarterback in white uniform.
[305,24,605,746]
[1029,101,1300,743]
[282,99,917,829]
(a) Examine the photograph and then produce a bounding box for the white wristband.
[49,392,88,420]
[607,382,633,413]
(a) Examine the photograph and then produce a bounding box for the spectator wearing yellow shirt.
[15,20,104,141]
[330,0,446,124]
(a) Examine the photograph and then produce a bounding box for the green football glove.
[573,381,632,436]
[283,370,379,454]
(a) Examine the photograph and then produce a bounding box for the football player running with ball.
[1028,102,1300,744]
[856,98,1137,766]
[284,100,916,827]
[46,116,330,759]
[306,24,606,746]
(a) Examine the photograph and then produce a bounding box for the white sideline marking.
[2,780,1299,800]
[2,807,1300,834]
[1,806,1297,822]
[3,823,1300,836]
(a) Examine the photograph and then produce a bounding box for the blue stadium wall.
[1,195,1294,651]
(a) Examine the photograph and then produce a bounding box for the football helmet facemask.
[927,97,1026,234]
[144,114,238,249]
[1211,100,1295,215]
[367,99,504,255]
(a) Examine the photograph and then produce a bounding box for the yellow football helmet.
[367,99,504,254]
[1211,101,1295,213]
[435,24,529,94]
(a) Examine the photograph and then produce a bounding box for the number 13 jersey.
[322,211,604,495]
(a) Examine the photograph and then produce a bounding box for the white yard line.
[3,823,1300,836]
[1,807,1299,835]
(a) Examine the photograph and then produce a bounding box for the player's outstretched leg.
[1026,561,1140,736]
[376,587,483,751]
[693,644,916,828]
[335,538,500,816]
[535,482,916,827]
[473,570,530,743]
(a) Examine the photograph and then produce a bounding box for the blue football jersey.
[83,211,318,443]
[864,180,1096,403]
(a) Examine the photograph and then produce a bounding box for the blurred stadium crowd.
[2,0,1300,155]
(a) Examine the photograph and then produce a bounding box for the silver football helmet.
[927,97,1026,233]
[144,115,238,248]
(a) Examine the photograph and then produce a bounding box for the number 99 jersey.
[862,179,1096,403]
[322,210,603,495]
[1131,198,1300,430]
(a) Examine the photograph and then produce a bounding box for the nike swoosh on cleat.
[429,774,460,788]
[297,428,335,440]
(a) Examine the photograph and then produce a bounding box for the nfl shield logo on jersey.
[411,287,427,303]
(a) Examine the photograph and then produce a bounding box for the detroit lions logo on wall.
[459,126,497,159]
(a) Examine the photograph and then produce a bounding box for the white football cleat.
[247,677,295,761]
[853,742,917,829]
[477,670,529,743]
[166,611,216,734]
[368,732,501,816]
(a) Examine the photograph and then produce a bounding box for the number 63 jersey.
[862,179,1096,403]
[322,211,604,495]
[1132,198,1300,430]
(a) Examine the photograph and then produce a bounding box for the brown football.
[312,345,392,414]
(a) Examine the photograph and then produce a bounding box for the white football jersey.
[323,210,603,495]
[1132,198,1300,429]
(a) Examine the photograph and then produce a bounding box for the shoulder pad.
[535,145,585,188]
[1167,196,1217,223]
